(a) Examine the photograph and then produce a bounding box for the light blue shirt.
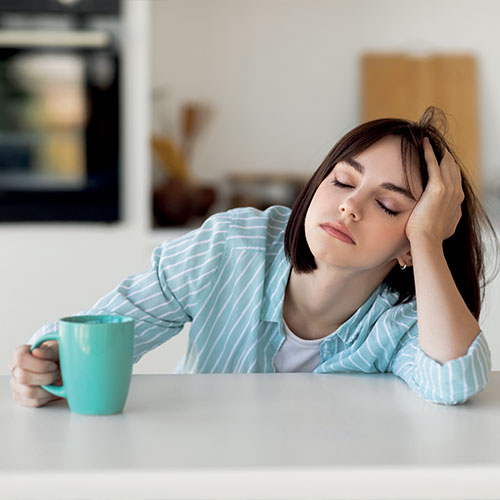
[30,206,491,405]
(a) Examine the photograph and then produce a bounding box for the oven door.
[0,29,120,222]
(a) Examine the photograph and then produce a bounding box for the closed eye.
[331,179,400,217]
[376,201,399,217]
[331,179,353,189]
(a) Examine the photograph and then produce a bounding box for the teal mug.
[30,315,135,415]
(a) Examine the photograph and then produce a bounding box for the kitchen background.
[2,0,500,375]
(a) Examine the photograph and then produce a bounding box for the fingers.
[9,343,62,408]
[439,149,462,187]
[423,138,465,202]
[439,149,465,208]
[30,340,59,361]
[10,363,59,386]
[9,376,60,408]
[423,137,441,181]
[14,343,59,374]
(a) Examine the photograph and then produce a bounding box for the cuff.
[412,331,491,405]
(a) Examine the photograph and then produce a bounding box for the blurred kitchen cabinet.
[362,54,479,189]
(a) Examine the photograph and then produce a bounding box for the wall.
[150,0,500,192]
[2,0,500,376]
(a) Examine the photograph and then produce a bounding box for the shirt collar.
[260,244,291,323]
[261,248,388,345]
[329,283,385,343]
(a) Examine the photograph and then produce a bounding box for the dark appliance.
[0,0,121,222]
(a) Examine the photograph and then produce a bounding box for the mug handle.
[30,332,66,399]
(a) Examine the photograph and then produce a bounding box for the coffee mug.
[30,315,135,415]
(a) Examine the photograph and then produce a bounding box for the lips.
[320,221,356,244]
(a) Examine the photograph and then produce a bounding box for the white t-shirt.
[273,318,333,373]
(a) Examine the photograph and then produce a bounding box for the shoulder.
[222,205,291,249]
[154,205,290,266]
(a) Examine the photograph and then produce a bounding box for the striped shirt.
[29,205,491,405]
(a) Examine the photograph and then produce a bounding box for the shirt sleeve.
[388,324,491,405]
[28,211,230,364]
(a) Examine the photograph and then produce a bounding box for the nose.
[339,196,361,220]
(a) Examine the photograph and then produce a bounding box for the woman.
[9,106,497,406]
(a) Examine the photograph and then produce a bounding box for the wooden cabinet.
[362,54,480,190]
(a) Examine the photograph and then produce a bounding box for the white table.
[1,372,500,500]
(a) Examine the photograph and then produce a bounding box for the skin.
[8,135,478,407]
[284,134,423,340]
[406,137,479,363]
[9,341,62,407]
[284,134,479,362]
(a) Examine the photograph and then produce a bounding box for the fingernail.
[48,363,58,371]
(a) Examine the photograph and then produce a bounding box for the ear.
[396,250,413,269]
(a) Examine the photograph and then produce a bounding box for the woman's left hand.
[405,137,464,245]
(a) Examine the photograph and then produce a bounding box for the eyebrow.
[343,158,416,201]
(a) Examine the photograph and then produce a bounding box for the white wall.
[2,0,500,375]
[150,0,500,190]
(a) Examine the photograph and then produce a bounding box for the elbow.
[423,372,490,406]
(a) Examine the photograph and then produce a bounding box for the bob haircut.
[284,106,498,319]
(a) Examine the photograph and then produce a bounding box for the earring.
[400,264,407,270]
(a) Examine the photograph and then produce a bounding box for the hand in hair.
[405,137,465,245]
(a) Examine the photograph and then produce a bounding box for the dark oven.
[0,0,121,222]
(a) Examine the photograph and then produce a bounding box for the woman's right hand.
[8,341,63,407]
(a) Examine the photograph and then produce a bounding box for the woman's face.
[304,135,423,274]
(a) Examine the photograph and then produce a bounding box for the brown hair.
[284,106,498,319]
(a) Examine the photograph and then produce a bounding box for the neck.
[283,263,390,340]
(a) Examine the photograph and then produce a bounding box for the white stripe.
[356,349,372,369]
[347,354,365,372]
[135,328,174,348]
[95,291,122,310]
[160,248,221,272]
[226,235,267,241]
[218,299,262,373]
[263,328,280,372]
[459,356,467,401]
[136,324,158,338]
[134,291,164,306]
[118,271,153,290]
[235,334,259,372]
[396,360,413,373]
[179,282,210,302]
[231,225,268,230]
[365,337,377,359]
[126,279,157,298]
[167,252,223,292]
[144,296,178,314]
[447,362,454,402]
[268,259,290,318]
[171,266,219,294]
[436,360,443,401]
[424,355,430,399]
[375,319,390,364]
[476,336,489,387]
[158,304,182,319]
[165,235,227,259]
[232,265,277,372]
[190,249,247,350]
[198,257,262,371]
